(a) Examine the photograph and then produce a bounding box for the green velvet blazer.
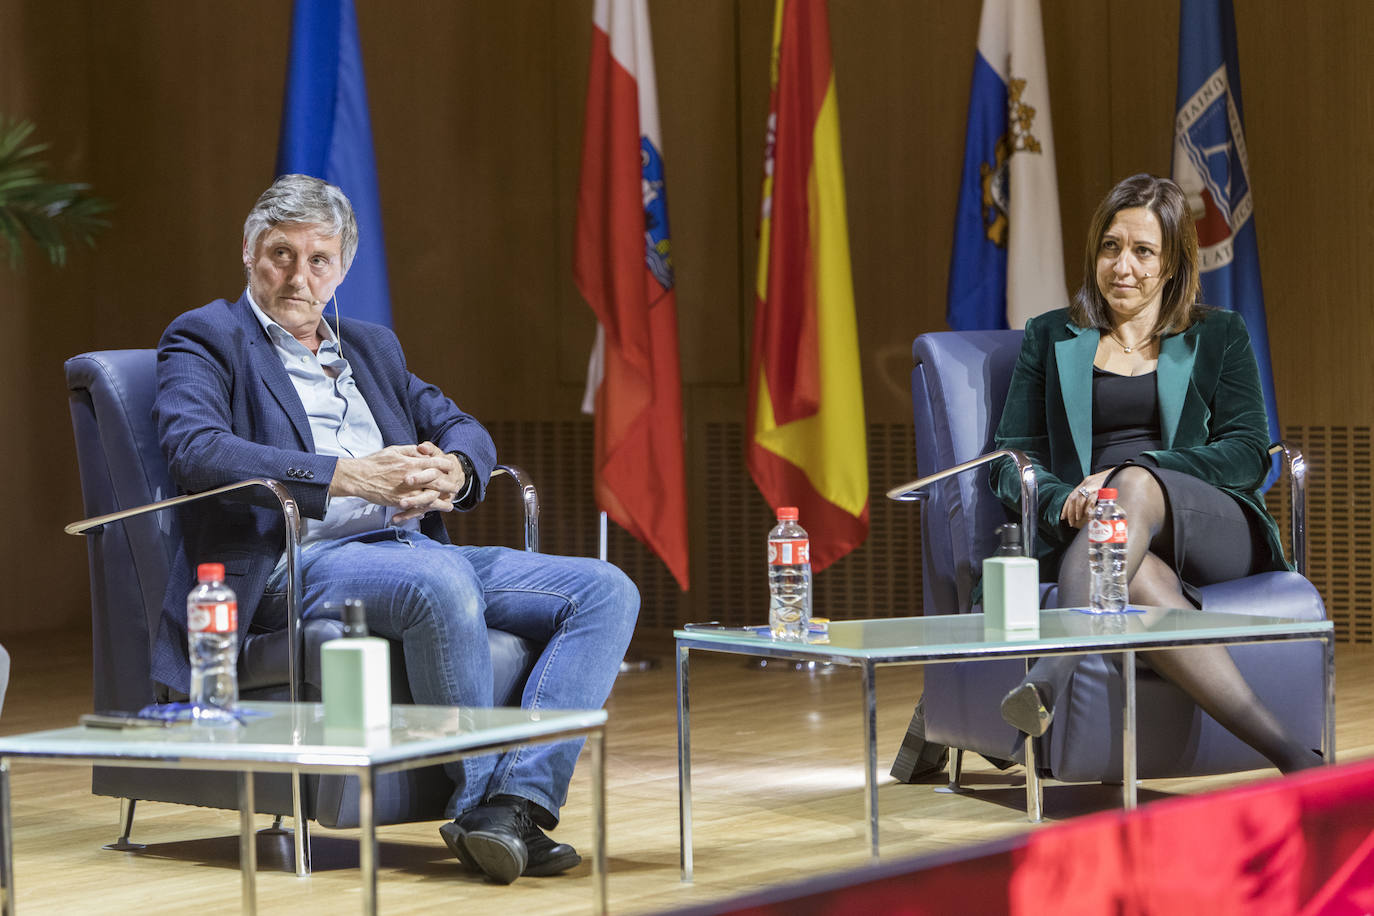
[990,306,1289,581]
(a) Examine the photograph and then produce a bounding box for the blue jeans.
[260,528,638,822]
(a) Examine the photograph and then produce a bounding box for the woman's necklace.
[1108,328,1154,354]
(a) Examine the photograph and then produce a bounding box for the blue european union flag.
[277,0,392,328]
[1174,0,1280,452]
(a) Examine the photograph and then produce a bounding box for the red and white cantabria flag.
[747,0,869,572]
[575,0,690,590]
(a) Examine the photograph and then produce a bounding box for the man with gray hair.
[152,174,639,883]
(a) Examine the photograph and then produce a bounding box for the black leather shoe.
[441,801,528,884]
[1000,682,1053,737]
[438,821,478,872]
[522,823,581,876]
[486,794,581,876]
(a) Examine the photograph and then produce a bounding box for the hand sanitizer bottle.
[321,599,391,735]
[983,523,1040,634]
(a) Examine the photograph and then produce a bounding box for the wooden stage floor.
[1,628,1369,914]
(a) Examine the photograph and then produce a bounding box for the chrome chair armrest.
[66,478,307,705]
[64,477,299,537]
[490,464,540,553]
[1269,441,1308,577]
[886,448,1039,558]
[63,466,542,706]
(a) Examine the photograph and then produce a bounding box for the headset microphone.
[331,293,344,358]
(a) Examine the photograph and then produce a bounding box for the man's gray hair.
[242,174,359,270]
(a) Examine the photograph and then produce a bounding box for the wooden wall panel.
[1041,0,1113,289]
[828,1,981,423]
[82,1,291,349]
[6,0,1374,635]
[642,2,743,389]
[0,0,96,636]
[1239,2,1374,429]
[359,1,562,418]
[553,0,596,394]
[1103,5,1179,181]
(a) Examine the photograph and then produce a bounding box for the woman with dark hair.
[990,173,1320,773]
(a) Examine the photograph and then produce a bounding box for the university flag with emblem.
[947,0,1065,331]
[276,0,393,327]
[747,0,867,572]
[1173,0,1280,447]
[575,0,690,591]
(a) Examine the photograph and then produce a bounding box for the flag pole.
[603,509,656,672]
[599,510,608,562]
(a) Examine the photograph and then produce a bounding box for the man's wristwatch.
[452,451,476,504]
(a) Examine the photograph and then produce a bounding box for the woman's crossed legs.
[1002,466,1319,773]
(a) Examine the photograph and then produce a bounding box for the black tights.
[1023,466,1319,774]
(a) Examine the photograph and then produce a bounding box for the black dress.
[1090,367,1275,607]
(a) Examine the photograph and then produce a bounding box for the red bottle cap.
[776,506,799,521]
[1097,488,1117,500]
[196,562,225,583]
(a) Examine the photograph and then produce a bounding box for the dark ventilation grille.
[446,419,922,640]
[701,421,760,626]
[697,422,923,628]
[445,420,681,629]
[813,424,923,621]
[446,420,599,558]
[1274,426,1374,644]
[447,421,1368,645]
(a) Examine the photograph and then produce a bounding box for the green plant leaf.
[0,116,108,268]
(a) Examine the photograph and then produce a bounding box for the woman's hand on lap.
[1062,469,1115,528]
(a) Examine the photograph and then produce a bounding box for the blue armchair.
[893,331,1326,801]
[65,349,541,868]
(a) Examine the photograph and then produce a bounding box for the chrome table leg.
[1123,650,1137,810]
[238,771,257,916]
[292,772,310,876]
[1323,633,1337,763]
[1023,659,1043,823]
[861,662,880,862]
[1,759,13,916]
[676,644,693,882]
[358,768,376,915]
[591,729,607,914]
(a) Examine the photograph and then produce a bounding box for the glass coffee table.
[0,701,608,915]
[674,608,1334,879]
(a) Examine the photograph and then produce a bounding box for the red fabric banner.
[574,1,689,590]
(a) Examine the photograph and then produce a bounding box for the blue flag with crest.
[1173,0,1280,450]
[276,0,392,327]
[947,0,1065,331]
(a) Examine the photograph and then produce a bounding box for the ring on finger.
[1078,486,1092,498]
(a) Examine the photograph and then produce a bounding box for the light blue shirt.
[245,291,418,545]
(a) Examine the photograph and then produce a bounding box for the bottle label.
[768,538,810,565]
[189,600,237,635]
[1088,519,1128,544]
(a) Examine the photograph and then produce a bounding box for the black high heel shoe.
[1000,682,1054,737]
[890,698,950,782]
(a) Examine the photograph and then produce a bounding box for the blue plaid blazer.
[150,293,497,692]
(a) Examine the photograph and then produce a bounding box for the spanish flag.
[747,0,868,572]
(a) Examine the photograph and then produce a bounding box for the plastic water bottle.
[1087,488,1129,612]
[768,507,812,640]
[187,562,239,722]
